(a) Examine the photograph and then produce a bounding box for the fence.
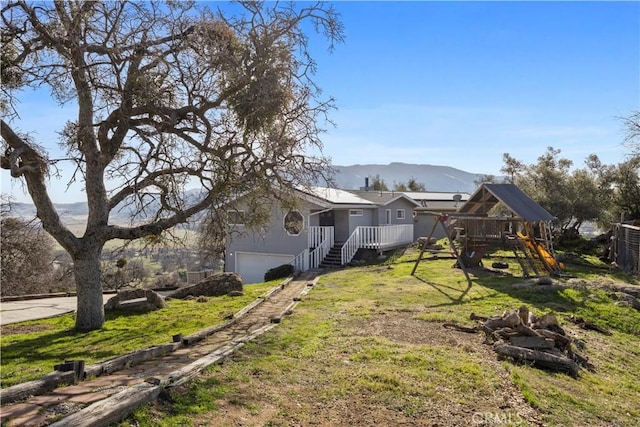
[612,223,640,275]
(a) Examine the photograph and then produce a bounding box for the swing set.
[411,184,562,283]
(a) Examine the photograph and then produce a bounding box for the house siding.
[414,211,447,240]
[348,208,375,237]
[223,188,427,279]
[376,199,416,227]
[225,199,325,274]
[333,210,350,242]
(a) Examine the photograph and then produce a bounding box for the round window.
[284,210,304,236]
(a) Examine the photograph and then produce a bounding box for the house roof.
[303,186,377,206]
[402,191,470,202]
[348,190,421,207]
[458,183,555,221]
[414,201,464,211]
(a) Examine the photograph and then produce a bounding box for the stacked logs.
[446,306,594,377]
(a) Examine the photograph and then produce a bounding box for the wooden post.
[445,220,472,287]
[411,214,442,275]
[411,212,472,288]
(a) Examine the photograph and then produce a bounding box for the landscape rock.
[228,290,244,297]
[104,289,167,312]
[170,272,243,299]
[565,278,640,298]
[610,292,640,311]
[511,279,562,292]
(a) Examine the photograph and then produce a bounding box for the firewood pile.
[444,306,595,377]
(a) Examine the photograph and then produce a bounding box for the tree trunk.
[73,249,105,331]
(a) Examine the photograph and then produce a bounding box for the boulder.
[104,289,167,312]
[170,272,243,299]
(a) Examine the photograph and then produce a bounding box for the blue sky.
[315,1,639,169]
[2,1,639,203]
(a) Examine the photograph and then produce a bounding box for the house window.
[284,209,304,236]
[227,210,245,226]
[396,209,405,220]
[349,209,363,216]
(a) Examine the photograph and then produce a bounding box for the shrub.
[264,264,294,282]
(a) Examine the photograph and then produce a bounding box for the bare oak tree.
[1,1,343,331]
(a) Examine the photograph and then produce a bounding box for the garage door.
[235,252,294,284]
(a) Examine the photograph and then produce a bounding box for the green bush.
[264,264,294,281]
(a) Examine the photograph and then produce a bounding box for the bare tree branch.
[1,0,342,330]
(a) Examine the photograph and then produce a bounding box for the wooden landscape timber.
[444,305,594,377]
[0,277,296,406]
[47,278,316,427]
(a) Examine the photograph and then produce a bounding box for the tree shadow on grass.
[0,309,171,384]
[412,274,474,306]
[469,267,583,314]
[412,262,590,316]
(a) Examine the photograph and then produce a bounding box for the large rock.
[104,289,167,312]
[170,272,243,299]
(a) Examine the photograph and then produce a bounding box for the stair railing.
[308,226,334,269]
[291,249,309,272]
[341,227,361,265]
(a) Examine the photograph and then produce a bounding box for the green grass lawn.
[0,281,275,388]
[2,248,639,426]
[125,248,640,427]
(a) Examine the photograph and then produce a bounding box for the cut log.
[493,343,580,377]
[470,312,490,322]
[534,312,560,329]
[536,329,571,350]
[566,316,612,335]
[568,349,595,372]
[483,311,520,331]
[515,323,541,337]
[517,305,531,326]
[442,323,478,334]
[509,336,555,349]
[492,328,521,342]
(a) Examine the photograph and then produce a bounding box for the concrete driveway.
[0,294,114,326]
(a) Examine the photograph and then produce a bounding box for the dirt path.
[0,273,318,427]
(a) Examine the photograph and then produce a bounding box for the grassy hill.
[2,245,638,426]
[125,251,638,426]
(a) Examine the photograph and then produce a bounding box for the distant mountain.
[330,162,483,193]
[4,164,484,223]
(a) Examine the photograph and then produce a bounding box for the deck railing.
[308,226,334,269]
[291,249,309,272]
[341,224,414,265]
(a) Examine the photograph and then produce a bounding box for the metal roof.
[458,183,555,221]
[348,190,420,207]
[402,191,470,202]
[304,186,376,205]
